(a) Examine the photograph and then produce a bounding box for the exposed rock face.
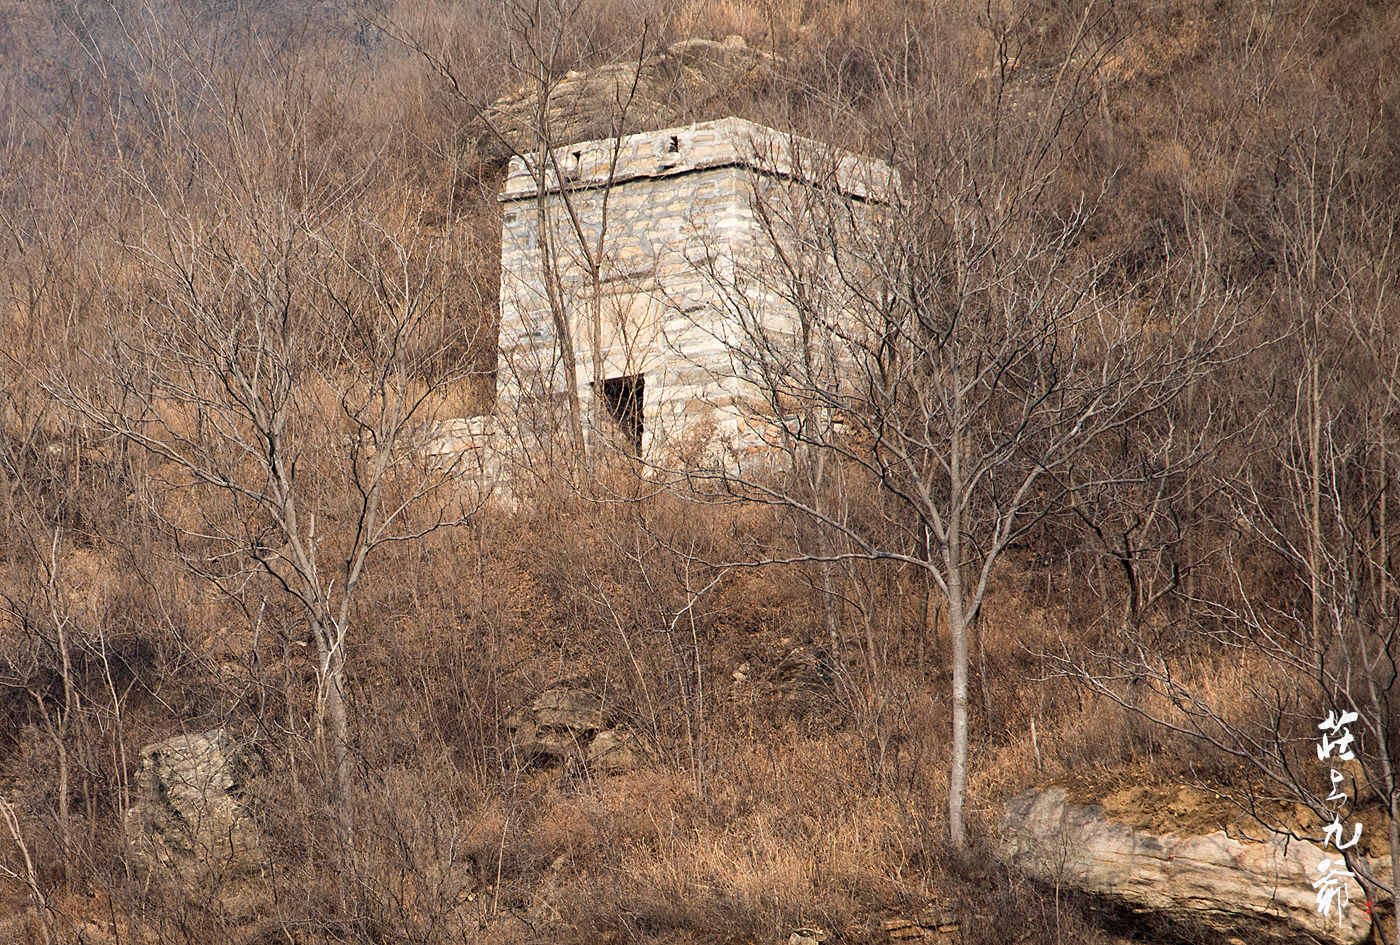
[1000,787,1370,945]
[727,646,841,720]
[127,729,263,881]
[507,684,642,774]
[881,897,965,942]
[770,645,836,719]
[479,35,774,162]
[529,686,604,732]
[508,686,602,760]
[586,727,643,774]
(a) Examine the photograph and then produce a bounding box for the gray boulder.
[586,727,644,774]
[507,685,643,774]
[528,686,604,733]
[1000,787,1370,944]
[127,729,263,881]
[507,686,604,762]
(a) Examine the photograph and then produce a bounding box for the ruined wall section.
[496,116,897,465]
[498,119,773,459]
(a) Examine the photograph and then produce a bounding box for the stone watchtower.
[496,116,892,463]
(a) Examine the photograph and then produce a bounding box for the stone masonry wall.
[496,116,895,466]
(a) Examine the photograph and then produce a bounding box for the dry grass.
[0,431,1325,945]
[2,0,1394,941]
[605,739,924,941]
[0,457,1324,945]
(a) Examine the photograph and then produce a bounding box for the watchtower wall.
[496,116,894,462]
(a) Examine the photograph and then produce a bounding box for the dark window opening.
[600,375,644,454]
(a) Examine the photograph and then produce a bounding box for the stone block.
[126,729,263,882]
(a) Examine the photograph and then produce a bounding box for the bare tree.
[1066,102,1400,941]
[43,29,490,826]
[679,4,1241,851]
[387,0,660,466]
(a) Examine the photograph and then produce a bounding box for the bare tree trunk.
[34,699,69,887]
[810,450,843,660]
[946,425,968,853]
[1390,788,1400,945]
[324,658,353,838]
[42,534,74,886]
[0,799,52,945]
[590,276,604,440]
[534,194,585,451]
[1309,351,1323,647]
[946,575,969,853]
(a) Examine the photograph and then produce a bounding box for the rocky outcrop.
[586,727,644,774]
[771,645,834,712]
[127,729,263,881]
[881,898,966,942]
[1000,787,1370,945]
[727,645,840,721]
[507,684,643,774]
[477,35,774,162]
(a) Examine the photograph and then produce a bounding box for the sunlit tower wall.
[496,116,894,468]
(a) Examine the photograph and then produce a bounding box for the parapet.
[499,116,897,204]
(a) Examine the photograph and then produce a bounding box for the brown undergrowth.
[0,461,1175,945]
[3,0,1397,941]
